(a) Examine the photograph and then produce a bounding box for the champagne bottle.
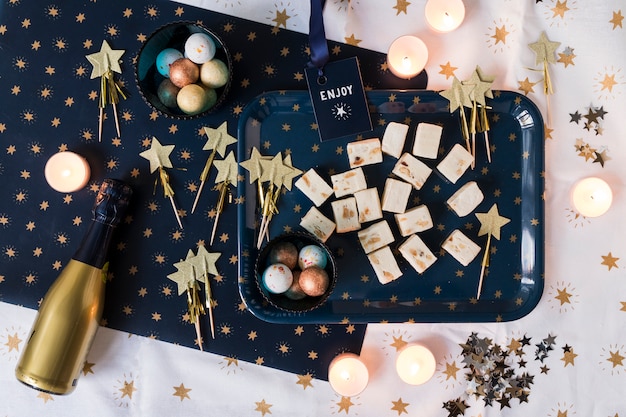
[15,178,133,395]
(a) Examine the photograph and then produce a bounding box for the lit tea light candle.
[387,35,428,80]
[396,344,436,385]
[44,151,91,193]
[425,0,465,33]
[571,177,613,218]
[328,353,369,397]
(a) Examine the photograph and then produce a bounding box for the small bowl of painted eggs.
[135,21,232,119]
[255,232,337,313]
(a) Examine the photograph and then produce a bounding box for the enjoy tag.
[305,57,372,141]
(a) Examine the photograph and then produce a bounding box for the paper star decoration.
[187,245,221,339]
[440,77,475,158]
[240,147,265,184]
[191,122,238,214]
[139,137,182,228]
[85,40,124,79]
[476,203,511,240]
[475,204,510,299]
[528,31,560,66]
[139,137,175,173]
[210,151,238,245]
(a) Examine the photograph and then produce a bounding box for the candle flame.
[443,12,454,28]
[61,169,72,178]
[402,56,411,70]
[410,363,421,376]
[340,370,352,381]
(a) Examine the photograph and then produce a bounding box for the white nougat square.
[447,181,484,217]
[331,167,367,198]
[413,123,443,159]
[382,121,409,158]
[394,204,433,237]
[354,188,383,223]
[300,206,336,242]
[367,246,403,284]
[358,220,395,254]
[392,152,432,190]
[347,138,383,168]
[382,177,412,213]
[442,229,481,266]
[399,234,437,274]
[331,197,361,233]
[295,168,334,206]
[437,144,473,184]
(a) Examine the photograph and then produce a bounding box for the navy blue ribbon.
[308,0,329,75]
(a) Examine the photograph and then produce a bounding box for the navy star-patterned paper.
[0,0,425,379]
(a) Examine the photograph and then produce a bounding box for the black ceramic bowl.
[135,21,232,119]
[255,232,337,313]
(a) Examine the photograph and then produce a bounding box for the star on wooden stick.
[168,249,206,350]
[440,77,474,156]
[281,154,303,191]
[529,31,560,126]
[139,137,183,229]
[187,245,221,339]
[210,151,238,244]
[86,40,126,141]
[191,122,238,214]
[475,204,510,300]
[464,67,495,163]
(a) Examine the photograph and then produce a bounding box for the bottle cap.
[93,179,133,227]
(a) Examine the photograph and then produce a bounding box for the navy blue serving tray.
[237,90,544,324]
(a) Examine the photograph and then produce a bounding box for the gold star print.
[337,396,354,413]
[610,10,624,29]
[119,380,137,399]
[391,398,410,415]
[551,0,570,18]
[82,362,95,375]
[393,0,411,15]
[607,350,625,368]
[172,383,191,401]
[601,252,619,270]
[296,373,313,389]
[390,335,408,351]
[518,77,538,95]
[443,361,460,380]
[599,73,618,92]
[255,399,272,416]
[344,34,361,46]
[561,348,577,366]
[5,332,22,352]
[439,61,458,79]
[492,25,509,44]
[85,40,124,79]
[139,137,174,173]
[272,8,290,28]
[555,287,572,305]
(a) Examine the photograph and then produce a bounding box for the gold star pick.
[191,122,238,214]
[214,151,238,185]
[475,204,510,300]
[528,31,560,66]
[139,137,175,173]
[187,246,221,339]
[210,151,238,245]
[281,154,302,191]
[86,40,126,141]
[86,40,124,79]
[140,137,182,229]
[464,67,496,164]
[476,203,511,241]
[239,147,265,184]
[168,250,196,295]
[440,77,474,155]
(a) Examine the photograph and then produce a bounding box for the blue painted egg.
[156,48,183,77]
[298,245,327,270]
